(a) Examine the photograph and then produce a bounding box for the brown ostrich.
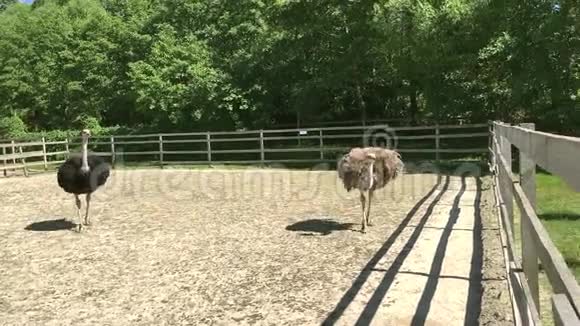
[337,147,404,233]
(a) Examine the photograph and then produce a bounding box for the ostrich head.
[80,129,91,139]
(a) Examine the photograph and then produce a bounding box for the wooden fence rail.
[490,121,580,326]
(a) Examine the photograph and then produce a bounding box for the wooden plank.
[44,141,68,145]
[212,149,262,154]
[513,183,580,316]
[162,139,208,144]
[264,135,321,141]
[262,122,488,134]
[0,141,44,149]
[162,150,208,155]
[495,122,580,191]
[44,151,69,157]
[552,294,580,326]
[210,137,260,143]
[106,151,155,156]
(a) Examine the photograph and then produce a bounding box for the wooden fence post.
[158,135,164,168]
[499,129,514,232]
[319,129,324,160]
[65,138,70,157]
[518,122,540,313]
[18,146,28,177]
[110,136,116,169]
[206,132,212,163]
[2,146,6,177]
[521,209,540,311]
[435,124,440,162]
[259,130,265,165]
[10,140,16,168]
[519,123,536,209]
[41,137,48,171]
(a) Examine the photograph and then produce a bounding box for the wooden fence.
[0,139,69,177]
[1,123,488,175]
[489,121,580,326]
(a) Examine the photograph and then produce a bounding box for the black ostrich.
[57,129,110,232]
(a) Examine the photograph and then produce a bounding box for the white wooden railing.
[490,121,580,326]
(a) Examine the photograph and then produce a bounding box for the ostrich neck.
[368,160,374,189]
[81,139,89,172]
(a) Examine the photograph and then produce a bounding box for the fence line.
[490,121,580,326]
[1,123,488,175]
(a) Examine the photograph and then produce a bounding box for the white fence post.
[259,130,265,164]
[435,124,440,162]
[519,123,536,209]
[158,135,164,168]
[10,140,16,168]
[319,129,324,160]
[2,146,6,176]
[65,138,70,158]
[206,132,212,163]
[41,137,48,171]
[110,136,116,169]
[499,127,514,232]
[18,145,28,177]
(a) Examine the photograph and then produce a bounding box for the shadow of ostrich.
[25,219,76,232]
[286,219,356,236]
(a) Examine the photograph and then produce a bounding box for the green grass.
[537,173,580,280]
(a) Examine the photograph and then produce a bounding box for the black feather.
[57,154,110,194]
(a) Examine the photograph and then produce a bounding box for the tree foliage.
[0,0,578,137]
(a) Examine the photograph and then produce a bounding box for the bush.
[0,116,27,139]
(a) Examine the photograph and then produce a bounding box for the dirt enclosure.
[0,169,513,325]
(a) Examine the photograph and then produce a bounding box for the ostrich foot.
[75,223,83,233]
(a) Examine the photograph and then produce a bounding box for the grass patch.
[537,173,580,280]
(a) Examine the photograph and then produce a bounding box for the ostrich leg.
[75,195,82,232]
[360,190,372,233]
[360,191,367,233]
[366,190,373,226]
[84,193,92,226]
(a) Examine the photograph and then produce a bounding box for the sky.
[19,0,34,4]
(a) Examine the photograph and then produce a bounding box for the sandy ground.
[0,169,512,325]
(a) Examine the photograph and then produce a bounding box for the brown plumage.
[337,147,404,233]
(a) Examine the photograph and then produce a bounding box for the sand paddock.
[0,169,512,325]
